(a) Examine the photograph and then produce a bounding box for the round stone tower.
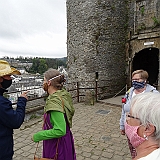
[66,0,128,100]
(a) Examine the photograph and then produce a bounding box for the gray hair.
[131,92,160,142]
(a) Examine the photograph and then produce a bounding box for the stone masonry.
[66,0,160,100]
[66,0,127,100]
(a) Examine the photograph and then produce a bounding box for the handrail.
[7,80,126,110]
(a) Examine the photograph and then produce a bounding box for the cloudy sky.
[0,0,67,58]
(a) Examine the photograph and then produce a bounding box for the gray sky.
[0,0,67,58]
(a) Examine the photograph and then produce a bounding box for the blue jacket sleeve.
[0,97,27,129]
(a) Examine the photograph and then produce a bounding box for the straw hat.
[0,60,21,77]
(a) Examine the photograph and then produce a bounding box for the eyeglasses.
[126,113,140,120]
[132,78,142,82]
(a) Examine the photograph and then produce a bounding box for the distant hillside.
[28,57,67,74]
[1,56,67,74]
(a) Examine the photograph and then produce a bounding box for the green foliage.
[29,58,37,73]
[13,56,67,74]
[152,16,160,28]
[124,23,128,30]
[38,59,48,74]
[73,56,77,62]
[111,5,115,10]
[140,6,145,16]
[137,23,146,32]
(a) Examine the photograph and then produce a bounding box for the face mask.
[125,122,145,148]
[132,81,145,89]
[43,82,48,92]
[1,79,12,89]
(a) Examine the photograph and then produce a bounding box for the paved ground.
[13,96,131,160]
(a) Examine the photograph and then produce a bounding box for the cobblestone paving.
[13,102,131,160]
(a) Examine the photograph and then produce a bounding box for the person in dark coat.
[0,60,28,160]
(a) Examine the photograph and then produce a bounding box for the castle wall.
[66,0,160,101]
[66,0,128,100]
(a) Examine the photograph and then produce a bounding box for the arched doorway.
[132,47,159,86]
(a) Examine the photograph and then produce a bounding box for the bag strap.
[34,138,60,160]
[58,96,64,112]
[34,142,40,159]
[54,139,60,160]
[43,113,51,129]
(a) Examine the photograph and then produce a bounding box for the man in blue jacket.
[0,60,28,160]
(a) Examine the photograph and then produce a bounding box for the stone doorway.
[132,47,159,87]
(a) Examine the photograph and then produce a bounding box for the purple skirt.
[43,113,76,160]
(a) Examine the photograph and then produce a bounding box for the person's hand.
[20,91,29,100]
[120,130,125,135]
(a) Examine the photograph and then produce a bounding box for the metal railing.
[6,79,126,112]
[66,81,98,102]
[66,80,126,103]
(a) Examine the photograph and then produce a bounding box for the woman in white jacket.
[120,70,159,159]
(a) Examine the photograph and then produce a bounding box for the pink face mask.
[125,122,145,148]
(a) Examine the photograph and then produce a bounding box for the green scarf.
[44,89,75,128]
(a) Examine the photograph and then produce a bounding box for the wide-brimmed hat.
[0,60,21,77]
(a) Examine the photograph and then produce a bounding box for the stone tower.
[66,0,128,100]
[66,0,160,100]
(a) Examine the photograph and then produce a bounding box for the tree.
[38,59,48,74]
